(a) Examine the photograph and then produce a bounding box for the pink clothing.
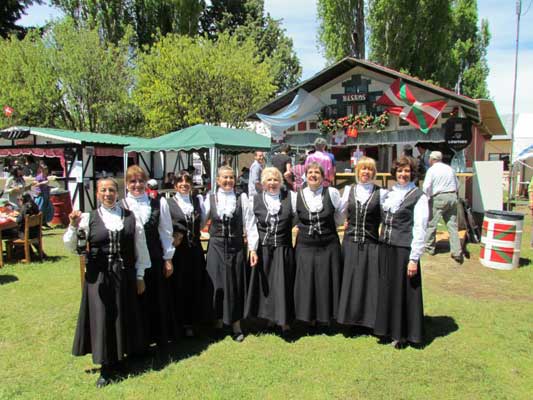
[305,151,334,186]
[293,164,306,190]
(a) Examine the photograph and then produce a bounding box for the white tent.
[512,113,533,163]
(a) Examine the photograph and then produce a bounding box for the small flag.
[376,79,447,134]
[3,105,14,117]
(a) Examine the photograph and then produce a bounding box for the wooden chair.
[6,212,44,263]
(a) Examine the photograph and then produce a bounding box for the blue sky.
[19,0,533,115]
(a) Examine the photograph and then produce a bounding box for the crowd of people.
[62,142,469,388]
[2,157,55,231]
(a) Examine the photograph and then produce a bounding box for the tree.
[0,0,42,38]
[0,20,142,134]
[367,0,490,98]
[449,0,490,98]
[51,0,203,46]
[200,0,301,93]
[134,33,275,135]
[317,0,365,63]
[0,29,59,127]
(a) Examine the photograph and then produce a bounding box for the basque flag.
[376,79,447,134]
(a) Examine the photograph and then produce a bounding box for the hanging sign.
[444,117,472,151]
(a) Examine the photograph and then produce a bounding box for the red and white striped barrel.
[480,210,524,270]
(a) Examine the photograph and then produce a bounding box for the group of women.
[64,155,428,388]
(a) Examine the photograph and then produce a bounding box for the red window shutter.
[298,121,307,131]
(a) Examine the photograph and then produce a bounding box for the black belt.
[433,191,456,198]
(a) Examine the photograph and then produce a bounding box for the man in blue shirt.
[248,151,265,196]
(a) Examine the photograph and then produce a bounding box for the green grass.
[1,209,532,400]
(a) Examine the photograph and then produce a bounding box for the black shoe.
[96,374,110,388]
[280,329,297,342]
[451,254,464,264]
[391,340,407,350]
[232,332,245,342]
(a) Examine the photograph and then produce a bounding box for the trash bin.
[480,210,524,270]
[50,190,72,226]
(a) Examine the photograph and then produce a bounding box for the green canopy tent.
[124,124,271,190]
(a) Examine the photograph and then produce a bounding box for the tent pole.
[507,0,521,211]
[209,148,217,193]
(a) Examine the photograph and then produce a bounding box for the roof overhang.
[251,57,504,135]
[475,100,507,136]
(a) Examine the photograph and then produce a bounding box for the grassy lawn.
[1,208,532,399]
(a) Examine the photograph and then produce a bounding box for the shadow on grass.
[420,315,459,348]
[519,257,531,267]
[0,274,18,285]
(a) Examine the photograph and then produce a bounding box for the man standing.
[271,143,293,189]
[423,151,463,263]
[304,137,334,187]
[248,151,265,196]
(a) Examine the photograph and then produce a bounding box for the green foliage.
[134,33,275,135]
[51,0,204,46]
[0,30,61,127]
[368,0,490,98]
[0,20,142,134]
[317,0,365,63]
[233,13,301,92]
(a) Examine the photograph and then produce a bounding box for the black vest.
[253,191,293,248]
[380,187,423,248]
[168,194,202,247]
[345,184,381,243]
[296,187,337,245]
[87,206,136,270]
[208,192,243,238]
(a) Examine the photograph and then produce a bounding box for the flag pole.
[507,0,521,211]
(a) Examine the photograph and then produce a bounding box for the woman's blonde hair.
[260,167,282,185]
[126,165,148,182]
[355,156,377,181]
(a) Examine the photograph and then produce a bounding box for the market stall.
[125,124,271,193]
[250,57,506,178]
[0,126,149,211]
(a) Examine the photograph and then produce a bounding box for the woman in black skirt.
[337,156,387,330]
[204,165,253,342]
[168,170,208,338]
[64,177,151,387]
[121,166,176,348]
[294,161,344,326]
[374,156,429,348]
[245,167,296,335]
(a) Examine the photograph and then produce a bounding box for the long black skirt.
[205,236,247,325]
[294,237,342,323]
[141,256,178,346]
[72,264,145,365]
[245,244,295,326]
[172,241,208,326]
[337,239,380,328]
[374,244,424,343]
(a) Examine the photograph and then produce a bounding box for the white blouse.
[382,182,429,261]
[203,189,255,240]
[123,193,175,260]
[247,191,297,252]
[291,186,344,227]
[63,204,151,278]
[172,192,207,229]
